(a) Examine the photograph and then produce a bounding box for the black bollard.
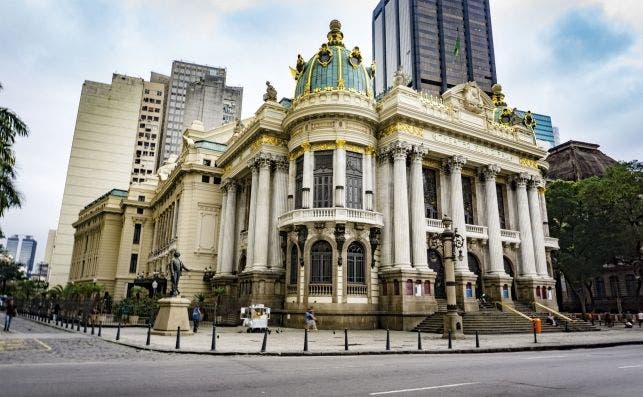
[565,321,570,332]
[260,328,268,353]
[146,323,151,346]
[116,323,121,341]
[417,330,422,350]
[82,322,86,333]
[344,328,348,351]
[56,318,59,326]
[211,325,217,351]
[386,329,390,351]
[448,331,452,349]
[475,331,480,348]
[98,322,102,337]
[175,326,181,349]
[303,328,309,352]
[77,321,81,332]
[65,319,69,329]
[91,323,95,335]
[533,327,538,343]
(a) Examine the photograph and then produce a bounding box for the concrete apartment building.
[131,80,167,184]
[49,74,145,287]
[158,61,243,167]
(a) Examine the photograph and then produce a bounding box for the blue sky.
[1,0,642,263]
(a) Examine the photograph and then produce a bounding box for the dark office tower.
[372,0,497,96]
[18,235,37,275]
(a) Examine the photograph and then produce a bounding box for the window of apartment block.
[423,168,438,218]
[129,253,138,274]
[136,208,144,214]
[212,177,221,184]
[203,159,212,166]
[138,195,145,202]
[313,151,333,208]
[133,223,142,244]
[201,175,210,183]
[345,152,363,209]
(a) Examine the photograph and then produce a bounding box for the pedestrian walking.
[304,308,317,331]
[192,305,202,333]
[3,298,17,332]
[637,310,643,328]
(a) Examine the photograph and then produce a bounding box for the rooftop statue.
[263,81,277,102]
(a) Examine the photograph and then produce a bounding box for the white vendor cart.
[240,304,271,333]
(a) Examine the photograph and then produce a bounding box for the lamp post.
[429,216,465,339]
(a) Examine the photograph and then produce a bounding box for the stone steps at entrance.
[413,303,599,334]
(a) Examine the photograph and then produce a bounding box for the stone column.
[269,157,288,269]
[481,165,504,274]
[409,145,428,268]
[335,139,346,207]
[364,147,374,211]
[245,161,259,271]
[528,178,548,277]
[539,186,550,237]
[302,143,312,208]
[377,149,392,268]
[391,142,411,268]
[253,154,272,270]
[513,173,537,276]
[445,155,468,272]
[216,188,228,273]
[221,180,238,274]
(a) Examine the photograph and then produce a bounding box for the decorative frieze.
[380,121,424,138]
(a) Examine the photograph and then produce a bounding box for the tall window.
[310,241,332,284]
[423,168,438,219]
[289,245,298,285]
[133,223,142,244]
[609,276,620,297]
[347,242,365,283]
[295,156,304,209]
[625,274,637,296]
[595,277,605,298]
[346,152,363,209]
[496,184,507,229]
[462,176,474,224]
[313,151,333,208]
[129,253,138,274]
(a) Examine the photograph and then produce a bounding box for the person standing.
[4,298,17,332]
[192,305,202,333]
[637,310,643,328]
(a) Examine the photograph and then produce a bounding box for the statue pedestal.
[152,297,193,336]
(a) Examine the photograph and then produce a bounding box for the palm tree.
[0,82,29,238]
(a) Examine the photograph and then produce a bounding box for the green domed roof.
[292,20,374,100]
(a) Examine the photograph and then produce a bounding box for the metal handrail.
[533,301,574,323]
[495,301,533,321]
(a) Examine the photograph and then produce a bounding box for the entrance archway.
[467,253,483,298]
[428,249,445,299]
[503,256,517,300]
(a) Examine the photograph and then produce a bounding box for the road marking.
[524,355,567,360]
[618,364,643,369]
[369,382,479,395]
[32,338,52,351]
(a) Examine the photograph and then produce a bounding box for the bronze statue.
[263,81,277,102]
[169,251,190,296]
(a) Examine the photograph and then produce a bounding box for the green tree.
[0,252,25,294]
[548,162,642,313]
[0,82,29,238]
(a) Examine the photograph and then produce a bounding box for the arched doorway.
[467,253,483,298]
[503,256,517,300]
[428,249,445,298]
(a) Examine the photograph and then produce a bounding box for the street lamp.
[429,215,465,339]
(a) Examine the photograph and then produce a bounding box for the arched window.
[503,256,514,277]
[595,277,605,298]
[382,280,388,296]
[625,274,637,296]
[310,241,332,284]
[347,242,365,284]
[466,282,473,298]
[609,276,620,297]
[405,280,414,295]
[289,245,298,285]
[502,284,509,299]
[393,279,400,295]
[424,280,431,295]
[536,286,541,298]
[547,287,553,300]
[468,253,482,298]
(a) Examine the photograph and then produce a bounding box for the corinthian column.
[391,142,411,268]
[269,157,288,269]
[245,161,259,271]
[216,188,228,273]
[364,147,374,211]
[377,149,392,268]
[221,180,238,274]
[445,155,469,272]
[513,173,537,276]
[528,178,548,277]
[253,153,272,270]
[481,165,504,274]
[409,145,428,268]
[335,139,346,207]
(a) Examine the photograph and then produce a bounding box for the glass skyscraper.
[18,235,37,275]
[372,0,497,96]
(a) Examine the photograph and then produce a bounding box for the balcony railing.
[465,224,488,239]
[278,208,383,228]
[308,283,333,296]
[347,283,367,295]
[426,218,444,233]
[544,237,560,250]
[500,229,521,244]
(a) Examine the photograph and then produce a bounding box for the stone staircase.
[512,302,599,332]
[413,301,599,334]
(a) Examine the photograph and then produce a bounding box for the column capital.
[479,164,501,181]
[222,178,239,193]
[510,172,530,187]
[335,139,346,149]
[409,144,428,162]
[442,155,467,173]
[390,141,410,161]
[273,156,289,172]
[364,145,376,156]
[255,152,273,169]
[301,142,312,152]
[528,176,544,189]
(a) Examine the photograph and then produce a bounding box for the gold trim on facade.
[250,134,287,151]
[519,158,539,169]
[380,122,425,138]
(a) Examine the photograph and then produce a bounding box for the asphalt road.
[2,316,643,396]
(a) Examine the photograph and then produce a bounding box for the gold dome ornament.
[349,47,362,68]
[327,19,344,46]
[491,84,507,108]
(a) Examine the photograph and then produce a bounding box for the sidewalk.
[15,315,643,356]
